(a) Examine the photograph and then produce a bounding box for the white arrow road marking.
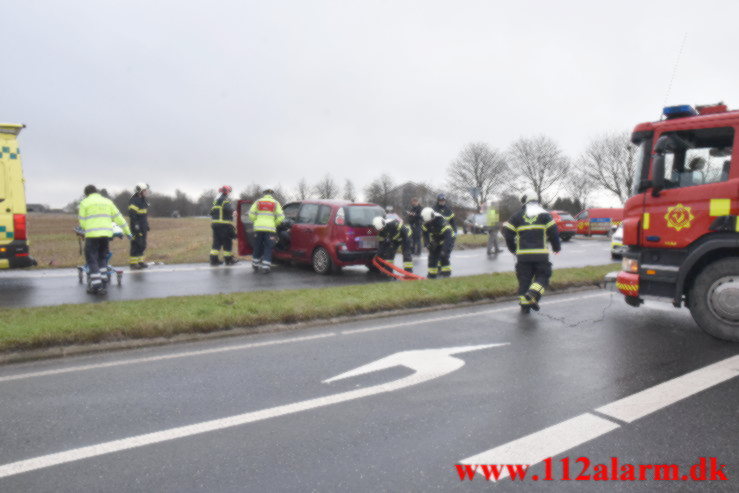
[0,344,506,479]
[458,354,739,481]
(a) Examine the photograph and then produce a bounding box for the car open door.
[236,200,254,256]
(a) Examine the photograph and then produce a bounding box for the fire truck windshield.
[631,139,651,195]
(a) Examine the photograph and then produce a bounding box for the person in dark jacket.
[433,193,456,233]
[502,197,561,313]
[405,197,423,255]
[210,185,238,266]
[421,207,455,278]
[373,216,414,272]
[128,183,150,269]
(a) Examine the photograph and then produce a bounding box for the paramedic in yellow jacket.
[248,189,284,274]
[78,185,132,294]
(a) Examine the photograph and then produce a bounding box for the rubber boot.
[224,256,238,266]
[137,262,149,269]
[210,255,223,266]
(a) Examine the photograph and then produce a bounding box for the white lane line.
[459,413,619,480]
[458,354,739,480]
[0,333,334,384]
[340,292,609,335]
[596,354,739,423]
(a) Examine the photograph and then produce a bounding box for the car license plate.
[358,236,378,249]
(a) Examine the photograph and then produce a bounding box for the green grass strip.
[0,264,617,352]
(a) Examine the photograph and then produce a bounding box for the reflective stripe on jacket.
[210,194,233,224]
[79,193,131,238]
[502,208,560,262]
[248,195,284,232]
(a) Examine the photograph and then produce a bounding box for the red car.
[237,199,384,274]
[549,210,577,242]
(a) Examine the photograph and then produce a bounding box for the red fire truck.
[613,103,738,342]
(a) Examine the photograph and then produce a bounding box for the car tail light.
[335,207,345,225]
[13,214,27,241]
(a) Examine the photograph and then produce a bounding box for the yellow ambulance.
[0,123,36,268]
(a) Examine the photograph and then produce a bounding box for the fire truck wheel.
[688,258,739,342]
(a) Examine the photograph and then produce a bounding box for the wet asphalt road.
[0,238,612,308]
[0,289,736,492]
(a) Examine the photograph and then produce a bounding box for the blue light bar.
[663,105,698,119]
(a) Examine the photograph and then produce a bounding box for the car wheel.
[312,247,334,275]
[687,258,739,342]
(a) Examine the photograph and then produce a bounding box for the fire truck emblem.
[664,203,695,232]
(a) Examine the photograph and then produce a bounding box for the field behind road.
[26,213,490,268]
[27,213,213,268]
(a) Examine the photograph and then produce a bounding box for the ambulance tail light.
[13,214,27,241]
[621,257,639,273]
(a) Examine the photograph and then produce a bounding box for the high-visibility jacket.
[210,194,234,224]
[502,205,561,262]
[128,193,149,232]
[422,215,455,245]
[433,203,456,232]
[78,193,131,238]
[378,219,412,245]
[486,208,499,227]
[248,194,284,233]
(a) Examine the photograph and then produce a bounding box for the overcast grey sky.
[5,0,738,207]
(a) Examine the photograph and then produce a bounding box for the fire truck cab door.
[644,126,736,249]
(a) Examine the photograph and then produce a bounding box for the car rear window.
[345,205,384,227]
[558,213,575,221]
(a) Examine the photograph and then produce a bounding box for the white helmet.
[421,207,436,223]
[135,182,150,193]
[372,216,386,231]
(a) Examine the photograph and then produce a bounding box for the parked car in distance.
[548,210,577,242]
[610,225,625,260]
[575,208,624,236]
[237,199,384,274]
[463,213,487,234]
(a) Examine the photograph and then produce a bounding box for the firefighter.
[78,185,132,294]
[210,185,238,266]
[372,216,414,272]
[128,182,150,269]
[433,193,457,234]
[248,188,284,274]
[421,207,455,278]
[405,197,423,255]
[486,201,502,255]
[502,197,561,314]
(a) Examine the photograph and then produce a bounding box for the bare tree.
[508,135,570,204]
[364,174,395,207]
[239,183,262,201]
[563,160,595,209]
[447,142,509,209]
[579,131,636,203]
[342,179,357,202]
[313,175,338,199]
[295,178,311,200]
[196,189,217,215]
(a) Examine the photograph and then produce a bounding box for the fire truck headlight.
[622,258,639,273]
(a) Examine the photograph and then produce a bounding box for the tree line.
[61,132,634,218]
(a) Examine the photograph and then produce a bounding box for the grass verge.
[0,264,617,353]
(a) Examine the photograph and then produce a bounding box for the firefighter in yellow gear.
[210,185,238,265]
[78,185,132,294]
[248,189,284,273]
